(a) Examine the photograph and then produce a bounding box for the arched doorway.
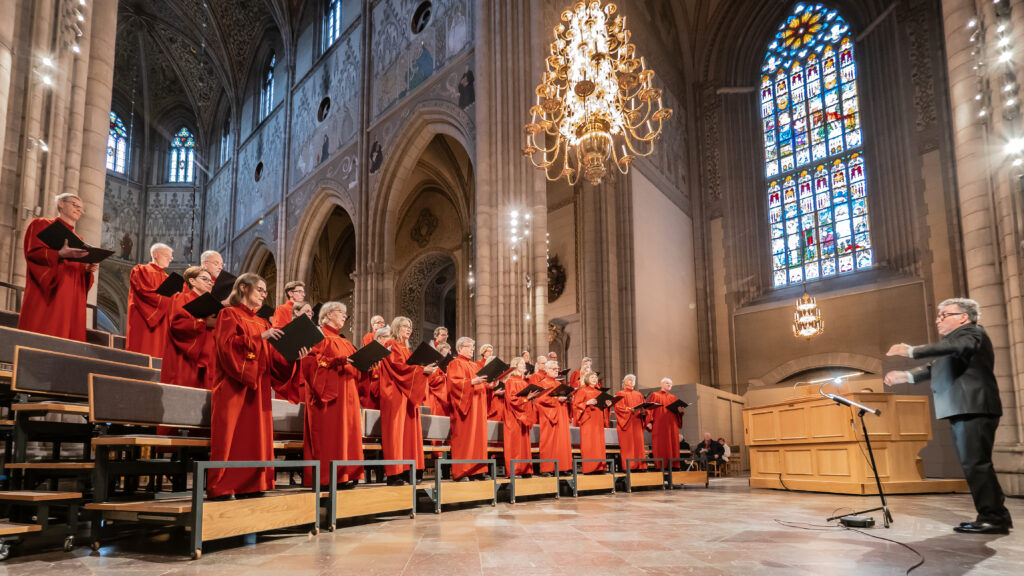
[246,248,277,307]
[397,252,456,346]
[306,206,356,309]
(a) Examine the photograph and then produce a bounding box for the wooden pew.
[0,314,113,350]
[85,375,318,557]
[0,326,150,380]
[11,347,159,398]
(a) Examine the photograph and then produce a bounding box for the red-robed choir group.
[18,194,690,498]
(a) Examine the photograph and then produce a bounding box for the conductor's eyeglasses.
[936,311,966,320]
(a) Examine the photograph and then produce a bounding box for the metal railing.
[508,458,559,503]
[569,458,616,497]
[326,459,415,530]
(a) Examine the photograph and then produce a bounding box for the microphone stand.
[821,387,893,528]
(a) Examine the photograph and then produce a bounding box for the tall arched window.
[260,53,276,122]
[169,126,195,183]
[219,117,231,167]
[762,4,871,288]
[106,111,128,174]
[323,0,343,52]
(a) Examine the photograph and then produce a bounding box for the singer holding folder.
[126,243,173,357]
[160,266,215,390]
[19,193,98,341]
[299,302,363,488]
[574,370,611,473]
[647,378,685,471]
[503,357,539,477]
[534,360,573,477]
[447,338,491,480]
[207,273,309,499]
[377,316,430,486]
[614,375,648,471]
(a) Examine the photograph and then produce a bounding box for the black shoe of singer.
[954,521,1010,534]
[960,520,1014,529]
[385,476,406,487]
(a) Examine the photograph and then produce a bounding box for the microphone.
[821,390,881,416]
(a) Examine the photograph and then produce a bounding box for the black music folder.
[155,272,186,297]
[256,303,275,320]
[438,352,455,372]
[406,340,445,366]
[270,315,324,362]
[35,220,114,263]
[183,292,224,319]
[666,399,689,413]
[632,401,661,411]
[349,340,391,372]
[515,383,545,398]
[594,392,622,406]
[476,358,511,382]
[548,383,574,398]
[210,270,237,301]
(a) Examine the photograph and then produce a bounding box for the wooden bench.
[0,490,81,557]
[0,327,150,378]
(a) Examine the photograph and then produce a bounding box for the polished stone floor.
[1,477,1021,575]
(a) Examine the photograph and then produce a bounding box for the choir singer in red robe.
[271,281,305,329]
[614,374,648,471]
[160,266,215,389]
[377,316,430,485]
[574,370,610,473]
[126,243,173,357]
[207,273,308,499]
[503,358,540,477]
[300,302,363,488]
[200,250,223,282]
[647,377,685,471]
[18,193,97,341]
[533,360,572,477]
[447,337,491,480]
[478,344,505,423]
[362,315,386,346]
[424,342,450,417]
[275,302,313,404]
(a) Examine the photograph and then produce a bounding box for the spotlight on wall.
[1004,137,1024,155]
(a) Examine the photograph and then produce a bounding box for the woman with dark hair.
[160,266,215,389]
[208,273,309,499]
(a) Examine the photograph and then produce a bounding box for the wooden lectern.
[743,391,968,495]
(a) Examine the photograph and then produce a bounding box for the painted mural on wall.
[290,26,362,186]
[371,0,473,119]
[203,166,232,252]
[102,179,141,260]
[236,109,285,232]
[145,186,202,264]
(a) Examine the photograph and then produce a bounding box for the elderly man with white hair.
[126,242,174,357]
[18,193,98,341]
[200,250,224,281]
[647,377,686,471]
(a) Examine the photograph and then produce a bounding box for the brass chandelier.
[792,291,824,338]
[523,1,673,185]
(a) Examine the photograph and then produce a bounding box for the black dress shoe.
[478,474,492,481]
[385,475,406,486]
[538,472,552,478]
[454,476,470,482]
[954,521,1010,534]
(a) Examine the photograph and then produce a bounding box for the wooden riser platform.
[508,476,559,502]
[332,485,416,521]
[669,471,708,487]
[626,472,665,490]
[748,477,969,495]
[574,475,615,492]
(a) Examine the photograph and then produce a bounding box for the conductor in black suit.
[884,298,1013,534]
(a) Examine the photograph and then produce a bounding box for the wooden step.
[0,521,42,536]
[0,419,14,427]
[4,462,94,470]
[93,435,211,447]
[85,498,192,515]
[12,402,89,415]
[0,490,82,502]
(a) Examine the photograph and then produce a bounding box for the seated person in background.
[718,437,731,462]
[694,432,725,469]
[678,433,690,454]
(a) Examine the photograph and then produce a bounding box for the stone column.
[0,0,15,195]
[942,0,1024,494]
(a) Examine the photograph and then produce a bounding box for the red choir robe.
[160,290,215,389]
[18,218,94,341]
[502,375,535,477]
[447,355,490,479]
[573,384,608,473]
[569,369,582,389]
[362,331,375,346]
[359,366,381,409]
[479,358,506,422]
[271,301,295,329]
[300,325,363,486]
[208,304,296,498]
[424,369,449,417]
[377,340,427,477]
[533,373,572,474]
[648,389,684,470]
[614,389,648,470]
[126,262,171,357]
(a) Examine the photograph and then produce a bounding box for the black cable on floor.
[772,517,926,574]
[778,472,791,491]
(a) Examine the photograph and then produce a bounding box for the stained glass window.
[106,111,128,174]
[762,3,871,288]
[169,126,195,183]
[323,0,342,52]
[260,53,276,121]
